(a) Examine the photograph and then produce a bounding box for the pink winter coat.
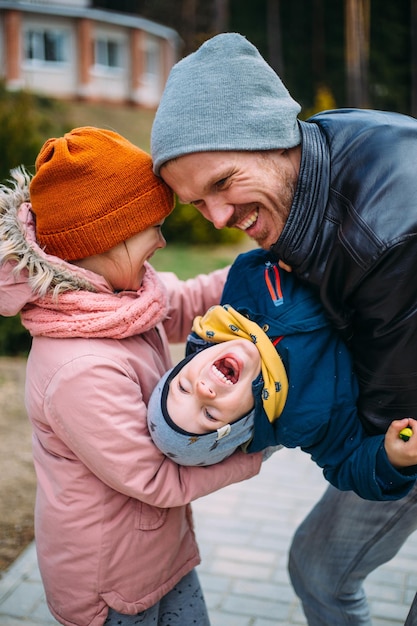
[0,174,262,626]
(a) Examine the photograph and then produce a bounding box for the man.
[151,32,417,626]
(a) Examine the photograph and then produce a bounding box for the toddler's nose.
[197,379,215,398]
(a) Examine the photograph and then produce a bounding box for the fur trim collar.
[0,167,97,297]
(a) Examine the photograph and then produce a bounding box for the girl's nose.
[158,232,167,249]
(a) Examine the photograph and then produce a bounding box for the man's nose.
[200,200,234,230]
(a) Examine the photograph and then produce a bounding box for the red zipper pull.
[264,261,283,306]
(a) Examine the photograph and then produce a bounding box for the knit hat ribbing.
[30,126,174,260]
[151,32,301,175]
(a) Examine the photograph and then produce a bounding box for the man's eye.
[215,177,228,189]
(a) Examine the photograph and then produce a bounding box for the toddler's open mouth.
[212,356,240,385]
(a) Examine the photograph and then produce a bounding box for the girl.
[0,127,262,626]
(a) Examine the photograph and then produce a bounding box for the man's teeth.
[212,365,233,385]
[238,209,258,231]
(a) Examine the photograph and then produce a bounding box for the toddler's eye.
[204,408,216,421]
[177,378,192,394]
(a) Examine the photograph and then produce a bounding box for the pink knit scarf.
[21,263,169,339]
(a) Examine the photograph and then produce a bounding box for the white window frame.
[94,37,123,70]
[24,28,68,64]
[144,34,160,80]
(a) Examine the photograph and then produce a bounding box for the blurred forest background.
[93,0,417,115]
[0,0,416,354]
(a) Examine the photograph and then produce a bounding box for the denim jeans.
[288,483,417,626]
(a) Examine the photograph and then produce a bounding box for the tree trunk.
[181,0,197,55]
[267,0,284,77]
[345,0,370,107]
[312,0,325,87]
[411,0,417,117]
[213,0,229,32]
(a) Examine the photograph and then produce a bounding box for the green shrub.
[0,315,31,356]
[0,81,71,182]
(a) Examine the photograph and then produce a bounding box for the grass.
[65,100,155,151]
[151,241,253,279]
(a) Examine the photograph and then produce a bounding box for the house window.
[25,29,67,63]
[95,38,122,68]
[144,36,159,77]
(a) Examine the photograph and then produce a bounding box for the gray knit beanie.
[151,32,301,175]
[147,356,257,466]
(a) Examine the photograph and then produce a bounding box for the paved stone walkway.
[0,447,416,625]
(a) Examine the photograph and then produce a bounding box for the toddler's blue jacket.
[219,248,417,501]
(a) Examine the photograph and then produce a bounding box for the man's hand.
[385,418,417,467]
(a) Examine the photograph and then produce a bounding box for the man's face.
[161,148,301,249]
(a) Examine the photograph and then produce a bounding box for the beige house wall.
[0,2,180,107]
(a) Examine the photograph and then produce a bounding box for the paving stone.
[1,447,416,625]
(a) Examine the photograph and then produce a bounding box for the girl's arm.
[39,354,262,508]
[158,267,229,344]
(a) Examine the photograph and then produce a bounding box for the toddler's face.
[167,339,261,434]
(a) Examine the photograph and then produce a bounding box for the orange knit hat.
[30,126,174,261]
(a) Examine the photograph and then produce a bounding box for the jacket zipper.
[264,261,283,307]
[264,261,284,346]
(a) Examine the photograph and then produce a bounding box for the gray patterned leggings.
[104,569,210,625]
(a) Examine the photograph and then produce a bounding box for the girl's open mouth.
[212,356,240,385]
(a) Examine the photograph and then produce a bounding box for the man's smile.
[234,208,259,231]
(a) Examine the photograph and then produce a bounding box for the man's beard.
[226,174,295,249]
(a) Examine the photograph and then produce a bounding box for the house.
[0,0,180,107]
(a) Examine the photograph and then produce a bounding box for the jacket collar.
[0,168,104,298]
[270,120,330,275]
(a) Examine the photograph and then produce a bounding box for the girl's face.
[73,223,166,291]
[167,339,261,434]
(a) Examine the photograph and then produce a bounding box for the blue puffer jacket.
[220,248,417,501]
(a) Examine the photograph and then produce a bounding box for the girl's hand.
[385,418,417,468]
[278,260,292,272]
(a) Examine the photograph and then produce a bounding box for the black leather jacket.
[271,109,417,435]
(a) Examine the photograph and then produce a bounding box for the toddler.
[148,249,417,501]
